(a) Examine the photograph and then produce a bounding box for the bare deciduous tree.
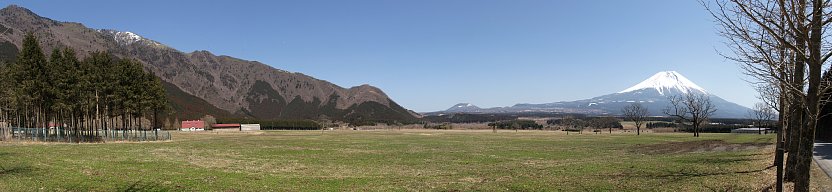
[622,103,649,135]
[704,0,832,190]
[750,102,777,134]
[663,93,718,137]
[200,115,216,130]
[587,117,620,134]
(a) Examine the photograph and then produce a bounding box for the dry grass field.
[0,130,830,191]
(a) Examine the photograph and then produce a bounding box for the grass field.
[0,130,828,191]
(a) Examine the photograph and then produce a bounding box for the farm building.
[241,124,261,131]
[181,120,205,131]
[731,128,769,134]
[212,124,241,131]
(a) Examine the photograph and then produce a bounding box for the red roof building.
[181,120,205,129]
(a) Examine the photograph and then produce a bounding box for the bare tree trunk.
[794,1,823,190]
[785,43,806,183]
[775,95,786,192]
[95,91,99,138]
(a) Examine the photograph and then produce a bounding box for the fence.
[0,127,172,143]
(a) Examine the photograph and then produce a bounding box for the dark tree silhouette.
[622,103,649,135]
[663,93,717,137]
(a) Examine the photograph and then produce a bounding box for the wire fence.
[0,127,172,143]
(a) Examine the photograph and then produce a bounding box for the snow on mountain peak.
[446,103,482,112]
[119,31,142,42]
[97,29,143,44]
[96,29,165,47]
[618,71,707,95]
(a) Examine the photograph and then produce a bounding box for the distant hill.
[445,103,483,113]
[430,71,752,118]
[0,5,418,122]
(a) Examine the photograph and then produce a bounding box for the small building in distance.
[181,120,205,131]
[241,124,261,131]
[212,124,241,132]
[731,128,769,134]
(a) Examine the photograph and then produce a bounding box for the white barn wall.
[241,124,261,131]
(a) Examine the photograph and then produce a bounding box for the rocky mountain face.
[433,71,752,118]
[0,5,418,121]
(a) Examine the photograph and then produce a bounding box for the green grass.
[0,130,783,191]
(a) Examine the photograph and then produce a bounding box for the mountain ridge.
[430,71,752,118]
[445,103,483,113]
[0,5,418,122]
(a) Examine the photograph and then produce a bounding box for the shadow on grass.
[594,165,775,188]
[619,165,774,181]
[0,151,36,178]
[633,140,771,155]
[0,165,33,176]
[760,183,776,192]
[120,181,172,192]
[657,165,773,178]
[675,156,765,164]
[733,151,774,157]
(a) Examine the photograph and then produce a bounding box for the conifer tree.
[0,34,170,142]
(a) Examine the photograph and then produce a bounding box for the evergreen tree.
[145,71,168,129]
[0,34,170,142]
[15,33,49,128]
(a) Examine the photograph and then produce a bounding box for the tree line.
[216,117,322,130]
[0,33,167,141]
[645,122,675,128]
[488,120,544,130]
[547,116,623,134]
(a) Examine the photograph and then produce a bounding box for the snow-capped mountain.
[431,71,752,118]
[619,71,707,95]
[445,103,483,112]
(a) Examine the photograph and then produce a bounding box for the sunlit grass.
[0,130,794,191]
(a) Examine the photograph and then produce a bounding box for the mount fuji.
[432,71,752,118]
[618,71,707,95]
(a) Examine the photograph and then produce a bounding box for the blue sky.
[1,0,756,112]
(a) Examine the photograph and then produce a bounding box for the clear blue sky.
[2,0,756,112]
